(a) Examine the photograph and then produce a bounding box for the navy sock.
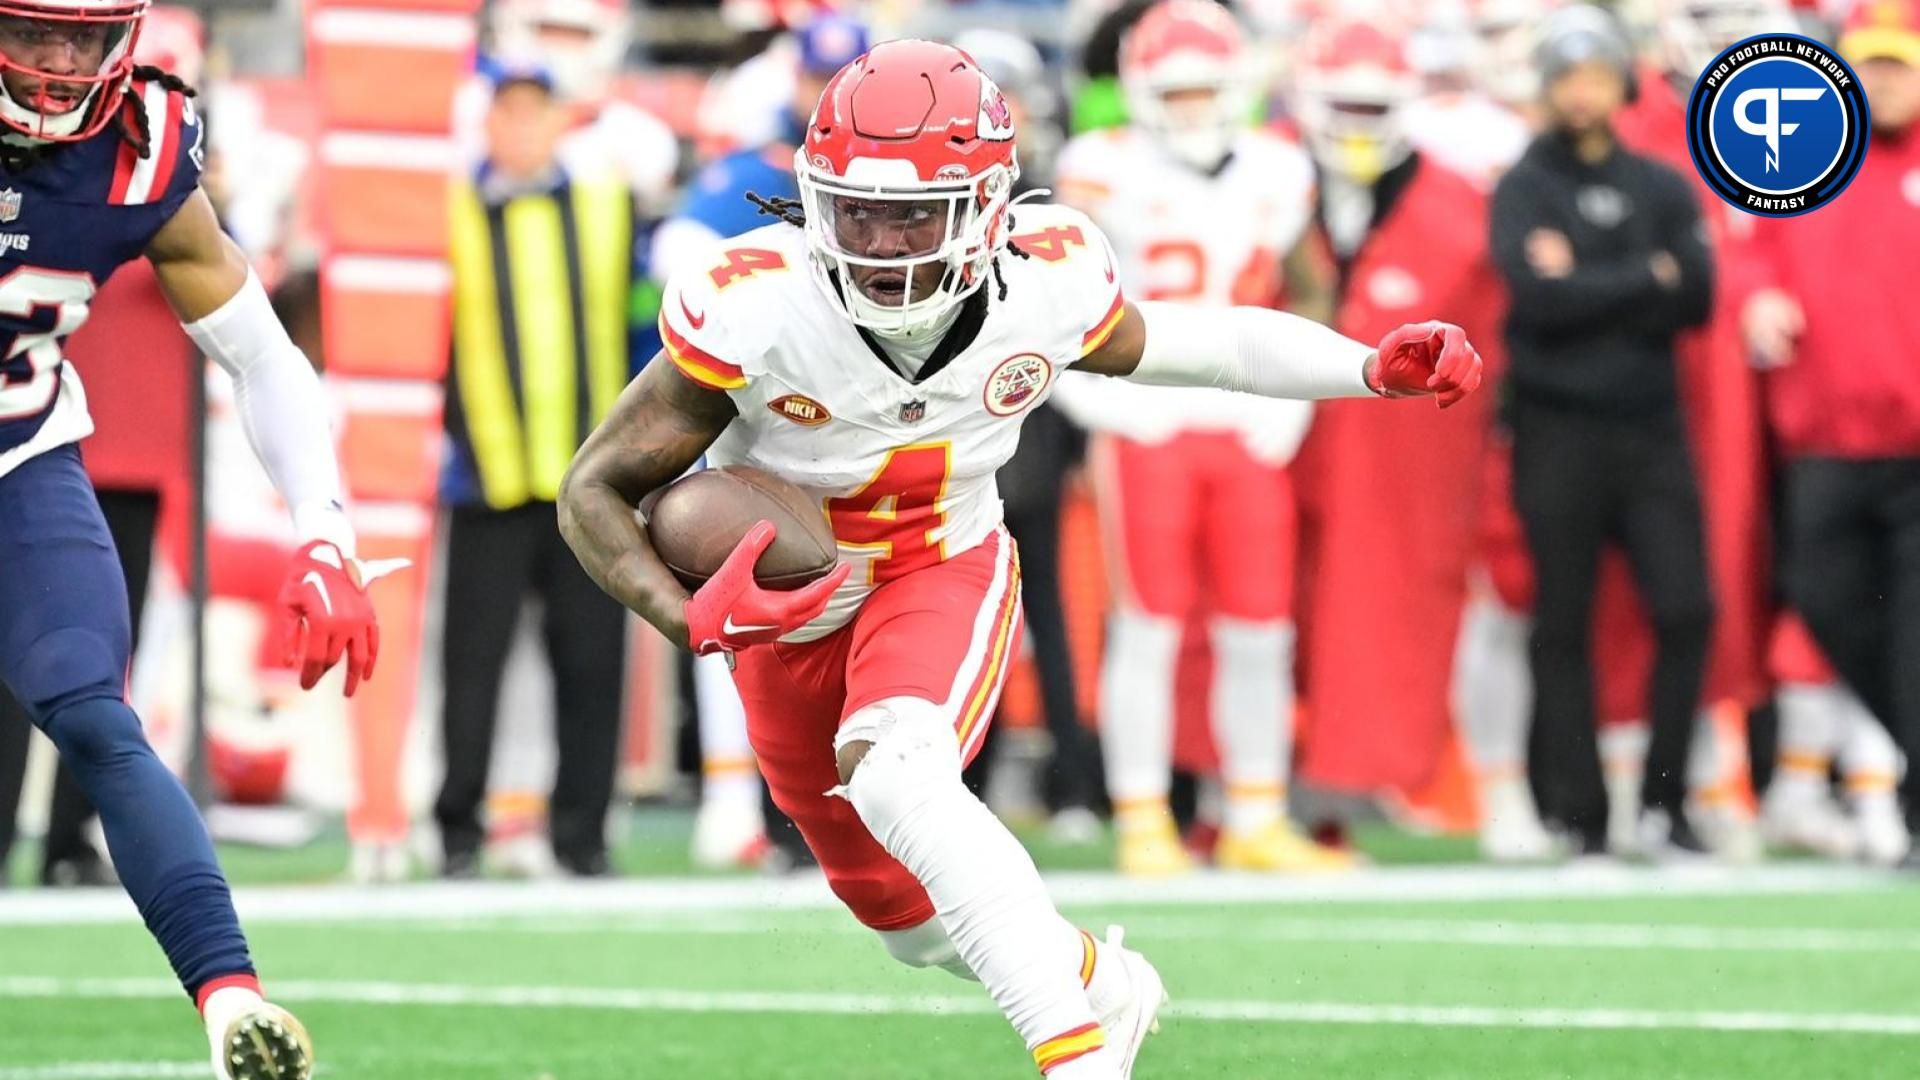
[42,695,255,999]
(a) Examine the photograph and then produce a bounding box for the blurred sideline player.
[561,39,1482,1078]
[652,13,869,870]
[1762,615,1909,864]
[1400,0,1536,189]
[1454,0,1783,861]
[457,0,678,214]
[0,0,399,1074]
[1050,0,1349,876]
[1285,20,1506,819]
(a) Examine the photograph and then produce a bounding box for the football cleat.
[691,798,772,870]
[1853,799,1912,867]
[1634,806,1714,864]
[212,1002,313,1080]
[1760,785,1860,860]
[1093,926,1168,1080]
[1216,820,1355,873]
[1479,781,1560,863]
[1115,810,1193,878]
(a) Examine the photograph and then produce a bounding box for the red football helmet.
[0,0,148,142]
[1293,19,1420,182]
[1120,0,1256,171]
[795,38,1020,335]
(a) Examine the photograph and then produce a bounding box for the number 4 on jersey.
[710,248,787,290]
[827,444,952,584]
[1011,226,1086,263]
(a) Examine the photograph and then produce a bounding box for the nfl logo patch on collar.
[900,399,927,423]
[0,188,23,223]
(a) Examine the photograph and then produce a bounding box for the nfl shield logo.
[0,188,22,223]
[899,399,927,424]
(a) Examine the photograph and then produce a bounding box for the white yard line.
[361,913,1920,954]
[2,977,1917,1037]
[0,1066,206,1080]
[0,863,1897,926]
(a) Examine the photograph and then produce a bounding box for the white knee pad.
[878,918,977,980]
[838,697,961,845]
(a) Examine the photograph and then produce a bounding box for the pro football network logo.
[1686,33,1870,217]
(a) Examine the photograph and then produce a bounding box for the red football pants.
[729,527,1021,931]
[1092,432,1296,620]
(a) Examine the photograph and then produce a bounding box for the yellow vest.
[448,174,631,509]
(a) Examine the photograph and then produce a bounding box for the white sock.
[201,985,264,1042]
[696,652,762,812]
[1455,597,1533,788]
[882,919,1133,1023]
[1840,696,1903,811]
[844,699,1110,1074]
[1689,707,1750,810]
[1193,774,1223,832]
[1099,610,1180,820]
[1772,683,1847,804]
[1209,617,1293,835]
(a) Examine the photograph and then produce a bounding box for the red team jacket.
[1292,156,1505,795]
[1738,122,1920,459]
[64,260,192,496]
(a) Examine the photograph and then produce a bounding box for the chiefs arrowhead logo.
[978,82,1015,141]
[767,393,832,427]
[679,294,706,330]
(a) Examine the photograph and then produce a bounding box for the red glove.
[1368,321,1484,408]
[277,540,381,697]
[684,521,851,655]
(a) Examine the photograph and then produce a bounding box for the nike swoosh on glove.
[277,540,406,697]
[683,520,851,655]
[1367,321,1484,408]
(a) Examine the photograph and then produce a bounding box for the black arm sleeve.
[1652,171,1715,332]
[1491,167,1666,334]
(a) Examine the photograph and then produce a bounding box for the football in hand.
[641,466,839,592]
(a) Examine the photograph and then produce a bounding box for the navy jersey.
[0,79,204,476]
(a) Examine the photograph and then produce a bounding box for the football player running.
[0,0,390,1075]
[561,39,1481,1079]
[1050,0,1350,877]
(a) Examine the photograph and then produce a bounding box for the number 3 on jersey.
[827,444,952,584]
[0,267,94,421]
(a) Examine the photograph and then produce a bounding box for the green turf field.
[3,827,1918,1080]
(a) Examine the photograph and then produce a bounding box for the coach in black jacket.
[1490,4,1715,861]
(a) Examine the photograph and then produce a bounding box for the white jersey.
[657,204,1127,640]
[1049,127,1315,463]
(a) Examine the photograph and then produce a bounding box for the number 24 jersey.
[657,204,1122,640]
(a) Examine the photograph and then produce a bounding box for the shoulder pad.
[107,80,203,209]
[657,224,803,390]
[1005,204,1126,358]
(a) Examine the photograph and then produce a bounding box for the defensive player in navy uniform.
[0,1,388,1076]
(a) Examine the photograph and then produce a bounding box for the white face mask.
[796,155,1018,337]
